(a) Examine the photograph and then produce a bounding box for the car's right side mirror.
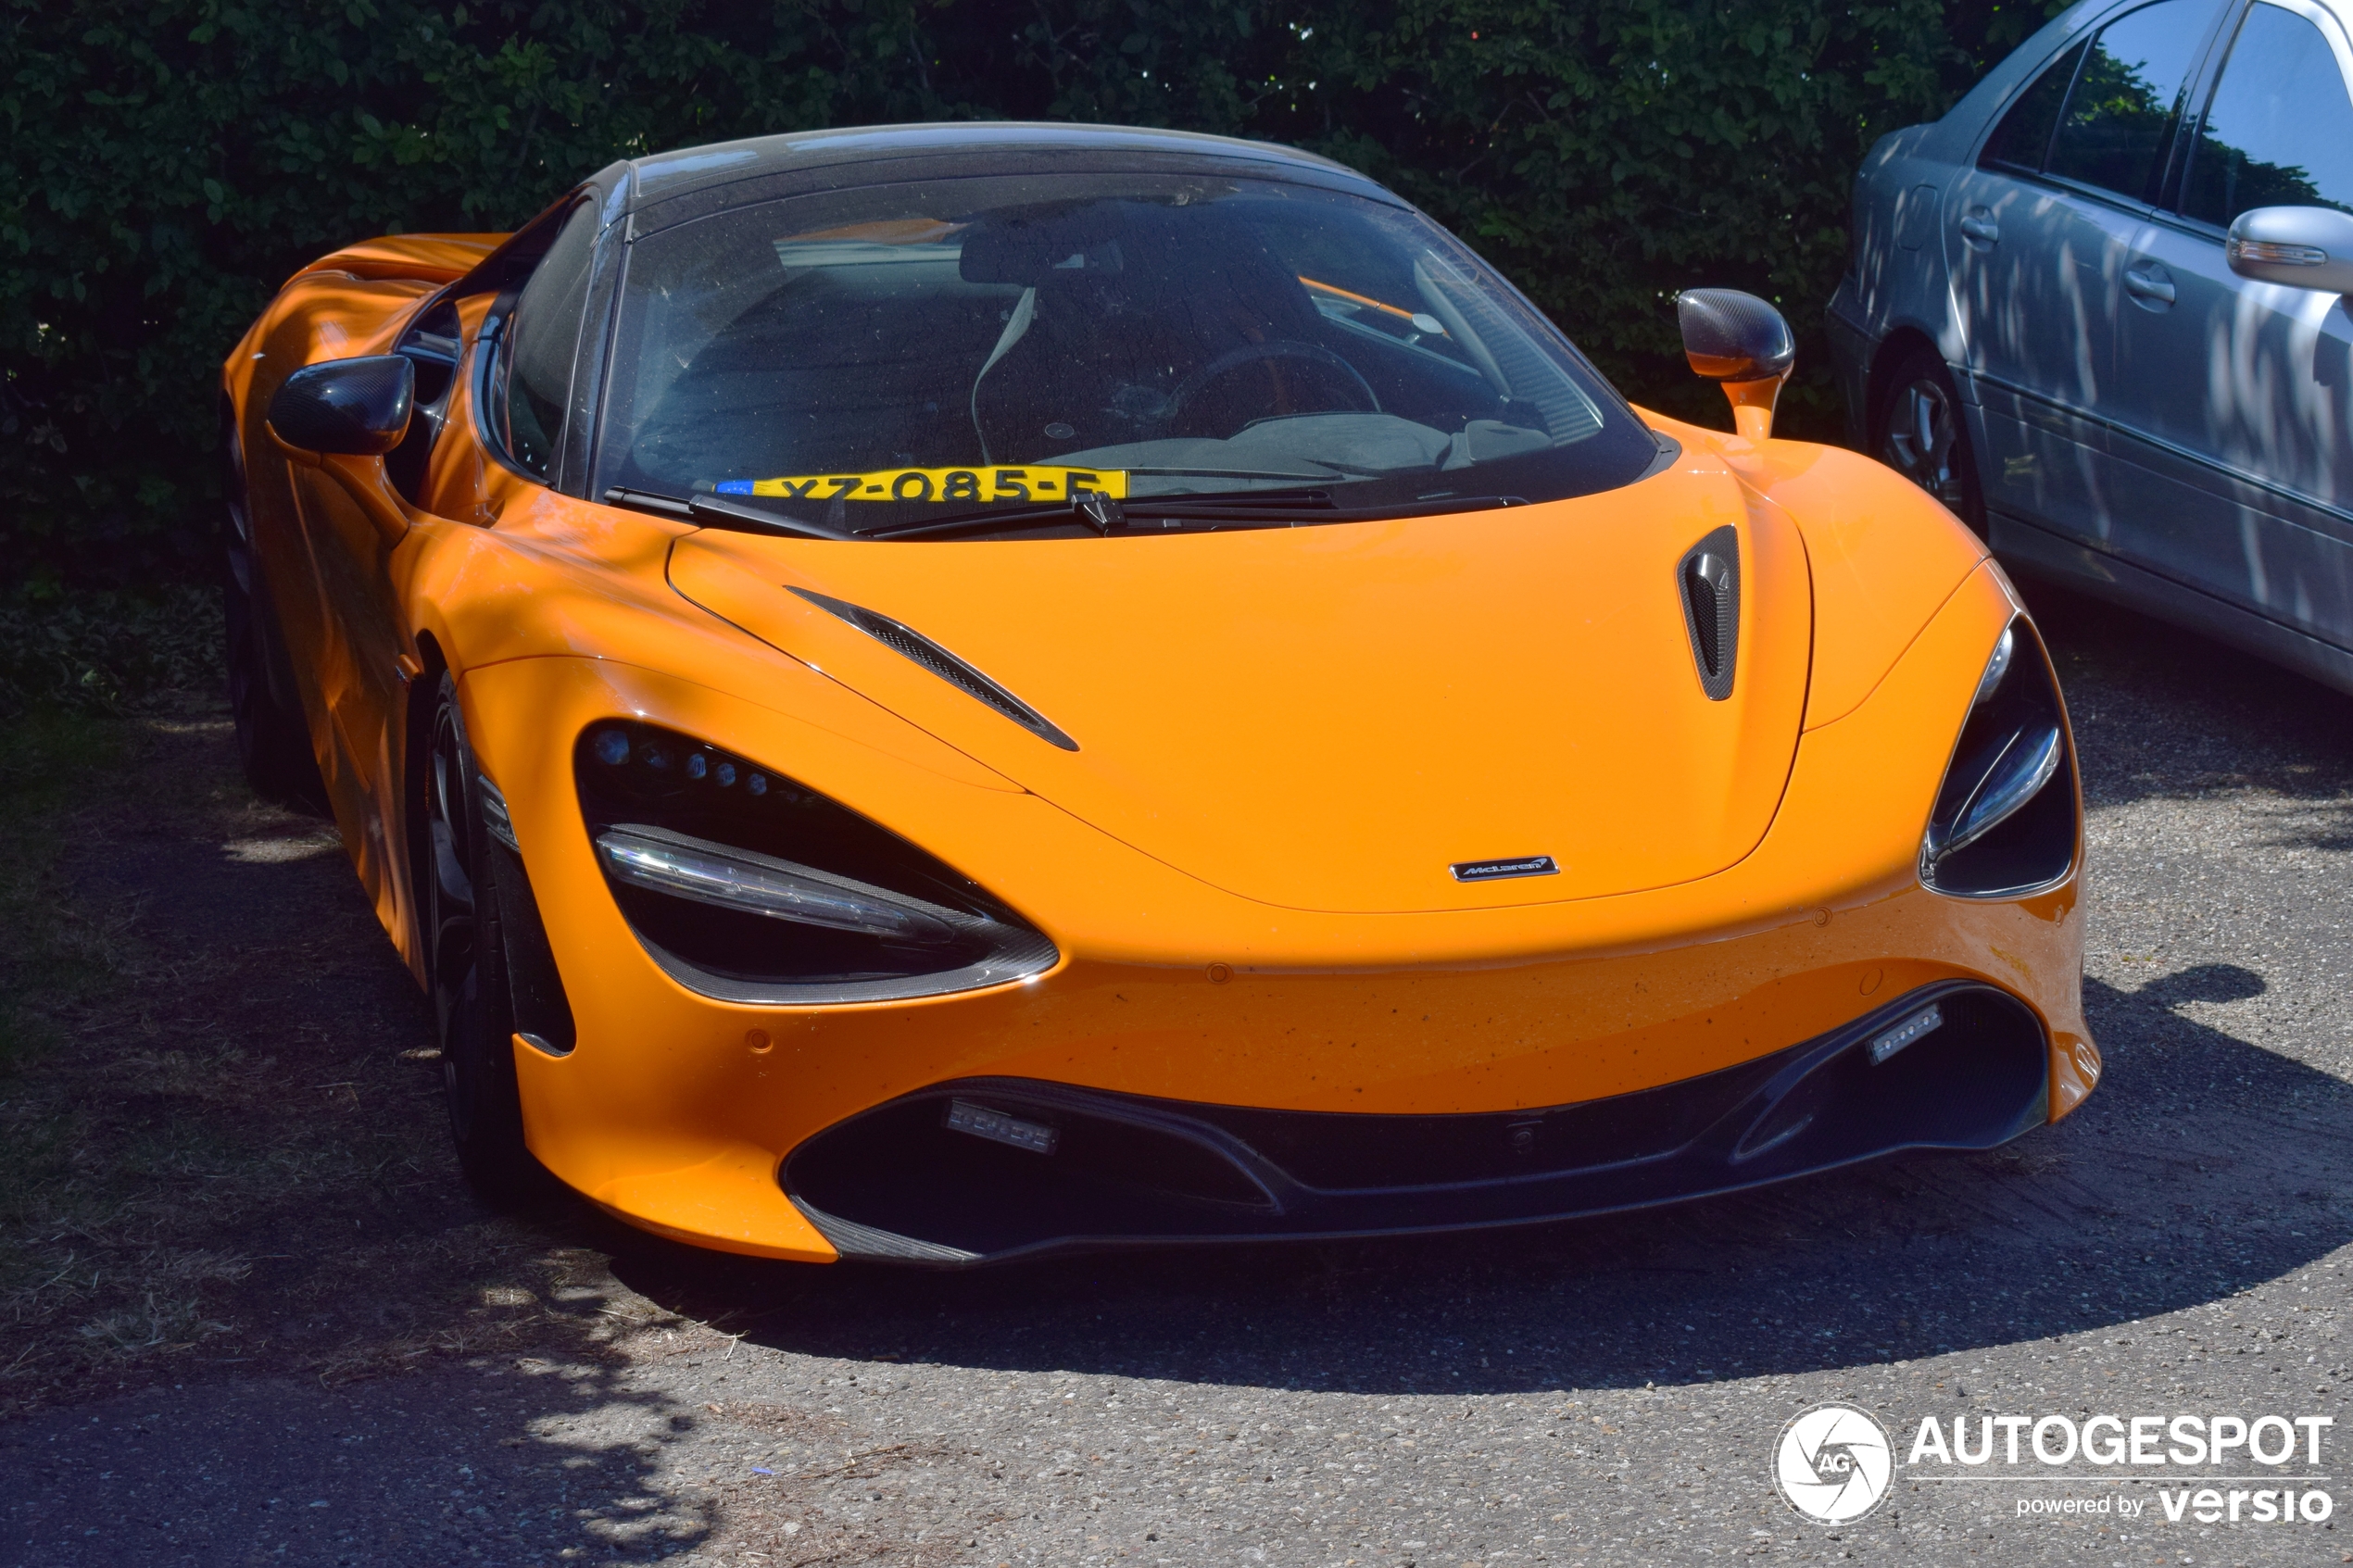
[1677,288,1796,442]
[266,355,415,457]
[2225,206,2353,305]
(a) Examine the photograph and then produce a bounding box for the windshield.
[592,171,1660,532]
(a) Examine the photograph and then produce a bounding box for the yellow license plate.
[714,465,1128,504]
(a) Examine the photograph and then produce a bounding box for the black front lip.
[782,981,2055,1266]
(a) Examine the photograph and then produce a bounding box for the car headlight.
[577,721,1056,1004]
[1919,618,2077,897]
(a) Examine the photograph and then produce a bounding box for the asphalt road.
[6,575,2352,1568]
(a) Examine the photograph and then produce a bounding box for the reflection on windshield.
[593,172,1655,528]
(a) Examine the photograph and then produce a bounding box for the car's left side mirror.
[2226,207,2353,306]
[1677,289,1795,442]
[267,355,415,457]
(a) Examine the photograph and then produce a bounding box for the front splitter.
[782,981,2053,1264]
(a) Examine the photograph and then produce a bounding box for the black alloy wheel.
[425,671,537,1205]
[1872,346,1985,536]
[220,409,327,807]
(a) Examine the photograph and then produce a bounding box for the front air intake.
[1678,525,1741,700]
[781,981,2048,1265]
[789,588,1077,750]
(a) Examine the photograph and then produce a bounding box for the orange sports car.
[220,123,2096,1265]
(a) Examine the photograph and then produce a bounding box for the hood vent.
[789,587,1079,750]
[1677,525,1741,701]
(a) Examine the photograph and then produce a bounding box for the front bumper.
[786,980,2047,1264]
[461,558,2094,1262]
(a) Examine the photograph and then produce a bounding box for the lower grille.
[783,981,2051,1265]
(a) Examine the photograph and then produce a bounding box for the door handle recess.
[2125,264,2176,307]
[1959,214,2001,245]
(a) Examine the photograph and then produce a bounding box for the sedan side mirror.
[1677,289,1795,441]
[267,355,415,457]
[2226,207,2353,305]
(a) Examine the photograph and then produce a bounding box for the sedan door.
[2108,0,2353,648]
[1945,0,2228,549]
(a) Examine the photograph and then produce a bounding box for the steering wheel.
[1164,340,1381,426]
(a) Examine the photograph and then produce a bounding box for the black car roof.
[598,122,1392,233]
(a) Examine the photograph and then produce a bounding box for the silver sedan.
[1829,0,2353,693]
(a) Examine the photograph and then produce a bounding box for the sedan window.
[2180,1,2353,226]
[2045,0,2219,201]
[1981,39,2088,173]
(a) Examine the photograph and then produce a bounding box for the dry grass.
[0,709,132,1356]
[0,698,703,1419]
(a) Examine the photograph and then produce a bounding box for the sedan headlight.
[1919,618,2077,897]
[578,721,1056,1004]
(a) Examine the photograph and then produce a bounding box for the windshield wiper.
[602,486,855,542]
[1106,493,1524,528]
[869,490,1523,541]
[1117,467,1335,483]
[607,483,1522,543]
[867,489,1335,541]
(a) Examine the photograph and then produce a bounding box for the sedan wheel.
[1872,349,1983,535]
[1885,378,1962,498]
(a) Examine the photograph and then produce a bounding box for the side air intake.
[789,588,1078,750]
[1677,525,1741,700]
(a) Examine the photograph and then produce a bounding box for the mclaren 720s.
[220,122,2097,1265]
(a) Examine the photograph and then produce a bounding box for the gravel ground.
[4,576,2350,1568]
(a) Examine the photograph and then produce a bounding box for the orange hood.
[667,459,1813,915]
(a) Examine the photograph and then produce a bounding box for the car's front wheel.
[1872,346,1984,536]
[424,672,537,1207]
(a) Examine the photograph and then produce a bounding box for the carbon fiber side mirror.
[267,354,414,457]
[1677,289,1794,440]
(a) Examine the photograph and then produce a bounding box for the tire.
[220,412,328,808]
[424,671,539,1207]
[1870,346,1986,536]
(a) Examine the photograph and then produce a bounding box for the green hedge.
[1,0,2062,589]
[0,584,220,715]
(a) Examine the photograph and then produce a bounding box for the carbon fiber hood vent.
[787,587,1078,750]
[1678,524,1741,700]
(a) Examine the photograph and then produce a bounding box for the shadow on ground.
[609,958,2353,1399]
[2022,576,2353,827]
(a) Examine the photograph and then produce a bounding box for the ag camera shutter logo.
[1775,1401,1894,1524]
